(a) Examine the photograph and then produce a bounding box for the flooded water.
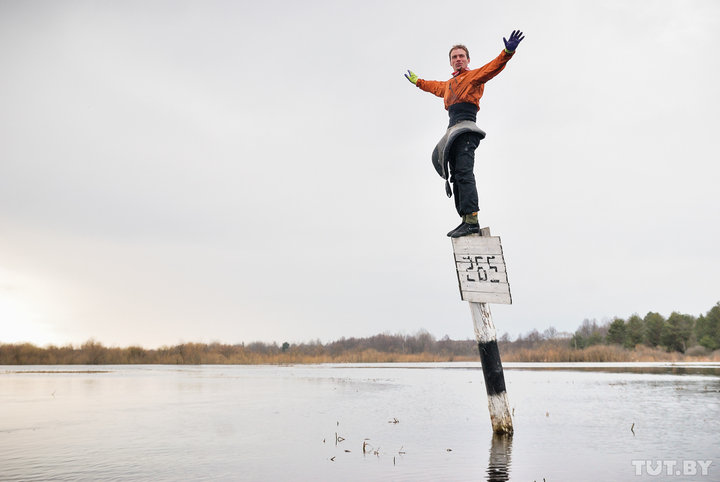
[1,363,719,481]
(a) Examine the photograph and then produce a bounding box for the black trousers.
[448,132,480,216]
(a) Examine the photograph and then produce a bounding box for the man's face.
[450,48,469,71]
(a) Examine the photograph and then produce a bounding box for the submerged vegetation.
[2,302,719,365]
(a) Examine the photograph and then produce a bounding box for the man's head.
[449,44,470,71]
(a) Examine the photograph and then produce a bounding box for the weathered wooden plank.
[458,278,510,293]
[462,291,512,304]
[453,246,504,256]
[454,252,506,262]
[457,270,509,284]
[456,265,507,276]
[455,258,507,272]
[452,237,504,255]
[451,235,501,250]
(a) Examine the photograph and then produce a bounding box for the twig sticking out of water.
[388,417,399,424]
[631,423,635,435]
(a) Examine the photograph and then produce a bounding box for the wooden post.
[469,302,513,434]
[451,228,513,434]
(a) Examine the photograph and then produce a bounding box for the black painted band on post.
[477,340,507,396]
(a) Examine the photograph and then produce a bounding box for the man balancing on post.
[405,30,524,238]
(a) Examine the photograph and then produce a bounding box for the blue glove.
[503,30,525,52]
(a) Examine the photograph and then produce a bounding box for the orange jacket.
[416,50,514,110]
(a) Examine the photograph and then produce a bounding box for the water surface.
[1,363,718,481]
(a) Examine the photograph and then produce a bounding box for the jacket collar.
[451,67,470,77]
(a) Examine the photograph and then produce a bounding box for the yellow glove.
[404,70,418,85]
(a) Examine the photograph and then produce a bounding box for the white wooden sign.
[451,235,512,304]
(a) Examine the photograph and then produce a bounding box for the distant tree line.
[568,302,720,354]
[1,302,718,365]
[0,333,478,365]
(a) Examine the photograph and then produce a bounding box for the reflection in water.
[486,433,512,481]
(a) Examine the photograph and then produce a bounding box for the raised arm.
[467,30,525,86]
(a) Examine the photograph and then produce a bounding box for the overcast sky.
[1,0,718,348]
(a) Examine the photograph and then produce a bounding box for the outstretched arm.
[466,30,525,85]
[405,69,446,98]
